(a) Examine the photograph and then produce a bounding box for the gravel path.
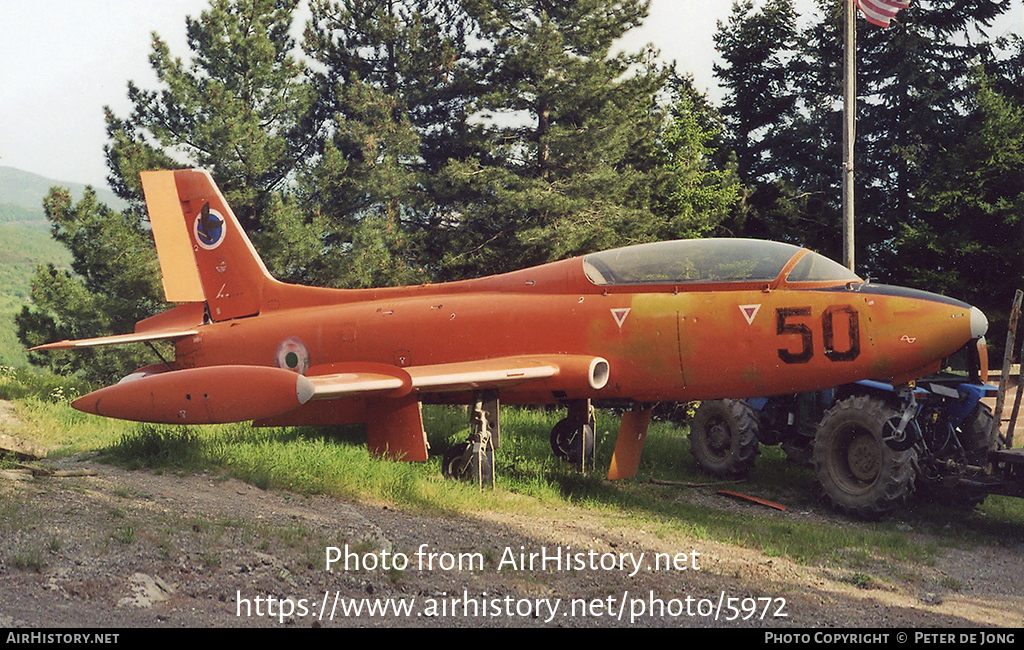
[2,453,1023,628]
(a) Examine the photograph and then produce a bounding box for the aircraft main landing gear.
[443,396,598,485]
[442,391,498,488]
[550,399,595,471]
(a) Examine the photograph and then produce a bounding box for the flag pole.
[843,0,856,272]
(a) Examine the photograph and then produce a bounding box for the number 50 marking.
[776,305,860,364]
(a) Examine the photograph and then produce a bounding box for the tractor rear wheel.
[812,395,917,519]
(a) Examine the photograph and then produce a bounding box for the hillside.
[0,166,125,213]
[0,167,127,367]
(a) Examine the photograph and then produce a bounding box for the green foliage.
[0,224,70,367]
[426,1,738,278]
[890,72,1024,350]
[649,90,742,240]
[114,0,319,228]
[0,365,91,407]
[713,0,799,180]
[4,397,1018,566]
[714,0,848,257]
[714,0,1017,272]
[19,0,321,380]
[15,188,161,383]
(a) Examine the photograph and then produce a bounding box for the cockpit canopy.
[582,239,860,286]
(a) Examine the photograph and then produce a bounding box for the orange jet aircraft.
[34,169,989,485]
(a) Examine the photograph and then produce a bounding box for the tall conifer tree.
[430,0,738,278]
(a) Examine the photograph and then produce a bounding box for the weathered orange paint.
[71,365,312,424]
[35,170,987,479]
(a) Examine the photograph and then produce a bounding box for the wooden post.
[991,290,1023,449]
[1008,330,1024,449]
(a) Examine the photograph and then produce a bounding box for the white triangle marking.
[611,308,631,329]
[739,304,761,325]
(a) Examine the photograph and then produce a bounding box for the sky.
[1,0,1021,190]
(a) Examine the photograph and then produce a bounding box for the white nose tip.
[970,306,988,338]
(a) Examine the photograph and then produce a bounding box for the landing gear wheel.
[442,442,494,487]
[442,443,470,479]
[881,415,921,452]
[688,400,760,478]
[550,418,595,471]
[813,395,917,519]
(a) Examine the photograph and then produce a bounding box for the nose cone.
[857,284,984,382]
[971,306,988,339]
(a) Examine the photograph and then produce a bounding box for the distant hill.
[0,167,108,367]
[0,166,127,216]
[0,201,45,227]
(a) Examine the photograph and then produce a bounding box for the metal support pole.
[842,0,857,272]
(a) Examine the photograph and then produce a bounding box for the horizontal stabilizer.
[30,328,199,351]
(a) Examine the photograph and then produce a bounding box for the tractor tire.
[688,399,760,478]
[812,395,918,519]
[961,403,996,464]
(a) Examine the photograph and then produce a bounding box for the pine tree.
[896,73,1024,353]
[18,0,317,381]
[16,188,164,384]
[299,0,476,287]
[648,78,742,241]
[109,0,318,230]
[428,0,737,279]
[712,0,846,258]
[715,0,1015,271]
[857,0,1011,272]
[714,0,799,181]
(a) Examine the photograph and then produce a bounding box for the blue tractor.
[688,336,1024,518]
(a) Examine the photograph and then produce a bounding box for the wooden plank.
[991,290,1023,449]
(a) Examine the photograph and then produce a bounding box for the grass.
[3,367,1024,575]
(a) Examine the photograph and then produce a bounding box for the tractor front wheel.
[812,395,917,519]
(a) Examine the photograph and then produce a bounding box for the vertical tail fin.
[141,169,274,321]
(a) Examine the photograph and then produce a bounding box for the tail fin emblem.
[194,202,226,250]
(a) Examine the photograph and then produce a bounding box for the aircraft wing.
[30,328,200,351]
[407,358,559,392]
[307,355,606,399]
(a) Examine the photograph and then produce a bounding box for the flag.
[855,0,911,28]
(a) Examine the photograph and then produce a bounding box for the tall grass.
[4,366,1024,567]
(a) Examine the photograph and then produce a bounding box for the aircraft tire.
[688,399,760,478]
[550,418,596,470]
[442,443,471,480]
[813,395,917,519]
[442,442,494,487]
